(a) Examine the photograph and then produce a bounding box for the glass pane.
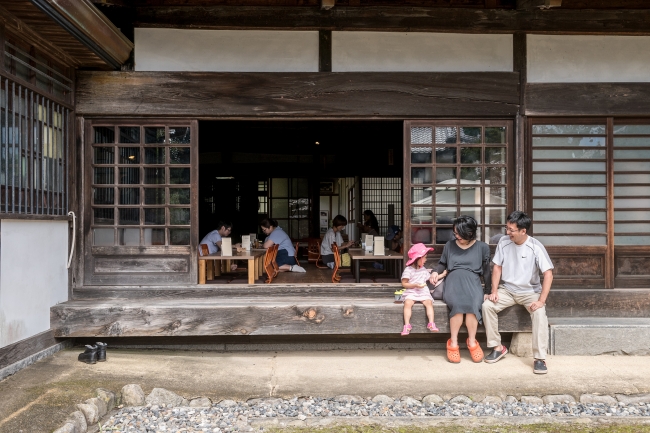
[460,147,481,164]
[534,223,606,234]
[614,125,650,135]
[119,167,140,184]
[533,162,606,171]
[272,199,288,218]
[145,147,165,164]
[144,168,165,184]
[615,198,650,208]
[459,207,481,224]
[486,226,507,244]
[145,127,165,144]
[169,127,191,144]
[461,186,481,205]
[615,236,650,245]
[411,167,432,184]
[94,147,114,164]
[93,228,114,246]
[435,207,456,224]
[485,186,506,205]
[485,147,507,164]
[144,208,165,225]
[145,188,165,205]
[435,147,456,164]
[170,188,190,204]
[436,168,456,184]
[485,127,506,144]
[94,167,114,184]
[614,149,650,159]
[411,207,433,225]
[170,208,190,225]
[120,188,140,205]
[613,138,650,147]
[93,188,114,205]
[170,168,190,184]
[533,186,605,197]
[460,167,481,183]
[534,198,606,209]
[485,167,507,184]
[615,174,650,184]
[535,210,606,222]
[411,187,432,204]
[533,149,605,160]
[119,208,140,225]
[299,220,310,240]
[436,227,454,244]
[119,127,140,143]
[533,137,605,147]
[615,186,650,197]
[93,208,114,225]
[272,178,288,197]
[411,147,432,164]
[615,210,650,221]
[119,147,140,164]
[290,220,299,240]
[614,162,650,171]
[290,198,308,218]
[534,173,605,184]
[297,178,309,197]
[435,187,457,205]
[412,227,433,244]
[411,127,432,144]
[615,223,650,233]
[170,228,190,245]
[535,236,606,246]
[144,228,166,246]
[170,147,191,164]
[119,228,140,246]
[435,127,457,144]
[460,127,481,144]
[485,207,506,224]
[93,127,114,144]
[532,125,606,135]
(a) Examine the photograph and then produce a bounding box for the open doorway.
[198,120,404,284]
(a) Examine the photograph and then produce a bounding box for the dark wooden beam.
[0,330,68,371]
[513,32,526,212]
[525,83,650,116]
[75,71,520,118]
[134,6,650,35]
[318,30,332,72]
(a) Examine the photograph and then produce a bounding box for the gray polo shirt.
[492,235,553,294]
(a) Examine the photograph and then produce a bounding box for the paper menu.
[242,235,251,251]
[373,236,385,256]
[221,237,233,256]
[364,235,373,252]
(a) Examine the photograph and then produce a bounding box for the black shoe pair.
[78,342,107,364]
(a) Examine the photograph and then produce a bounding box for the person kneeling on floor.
[260,217,306,272]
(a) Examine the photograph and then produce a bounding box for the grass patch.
[270,424,650,433]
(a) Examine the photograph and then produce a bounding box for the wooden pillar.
[606,117,615,289]
[513,32,527,213]
[198,260,206,284]
[206,259,214,280]
[319,30,332,73]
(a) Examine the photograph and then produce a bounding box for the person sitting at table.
[321,215,355,269]
[386,225,403,253]
[260,217,306,272]
[199,221,238,271]
[357,210,380,237]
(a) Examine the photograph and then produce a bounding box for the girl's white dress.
[400,266,434,302]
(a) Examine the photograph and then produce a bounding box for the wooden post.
[319,30,332,72]
[198,260,206,284]
[206,259,214,280]
[248,258,255,284]
[606,117,615,289]
[214,260,221,277]
[513,32,527,212]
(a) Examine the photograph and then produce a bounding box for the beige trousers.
[482,286,548,360]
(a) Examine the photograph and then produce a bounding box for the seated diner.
[321,215,355,269]
[199,221,238,271]
[260,217,306,273]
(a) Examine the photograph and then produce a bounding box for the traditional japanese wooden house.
[2,0,650,373]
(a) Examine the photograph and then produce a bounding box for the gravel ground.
[100,397,650,432]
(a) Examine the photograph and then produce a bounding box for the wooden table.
[198,249,266,285]
[347,248,404,283]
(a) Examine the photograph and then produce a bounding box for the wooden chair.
[307,237,327,268]
[294,241,301,267]
[263,244,280,284]
[271,244,280,275]
[200,244,210,256]
[331,243,342,283]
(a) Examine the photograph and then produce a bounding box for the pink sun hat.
[406,243,434,266]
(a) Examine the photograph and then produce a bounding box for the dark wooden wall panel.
[545,248,606,289]
[525,83,650,116]
[94,257,189,273]
[615,252,650,288]
[75,71,520,118]
[0,330,65,370]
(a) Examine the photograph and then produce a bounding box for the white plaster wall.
[332,32,513,72]
[134,28,319,72]
[528,35,650,83]
[0,220,68,348]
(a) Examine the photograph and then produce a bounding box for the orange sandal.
[446,339,460,363]
[466,338,484,363]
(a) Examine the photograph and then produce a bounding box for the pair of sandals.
[447,338,484,363]
[400,322,439,335]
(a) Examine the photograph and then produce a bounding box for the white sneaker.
[291,265,306,273]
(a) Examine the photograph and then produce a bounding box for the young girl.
[400,243,439,335]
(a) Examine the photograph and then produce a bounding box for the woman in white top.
[320,215,354,269]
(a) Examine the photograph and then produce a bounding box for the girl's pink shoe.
[427,322,439,332]
[400,324,412,336]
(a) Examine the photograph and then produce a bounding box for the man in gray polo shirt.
[482,211,554,374]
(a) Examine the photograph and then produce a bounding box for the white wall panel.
[0,220,68,348]
[332,32,513,72]
[528,35,650,83]
[135,28,319,72]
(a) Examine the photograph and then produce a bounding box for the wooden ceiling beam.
[134,6,650,35]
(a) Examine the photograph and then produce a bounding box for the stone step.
[549,318,650,356]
